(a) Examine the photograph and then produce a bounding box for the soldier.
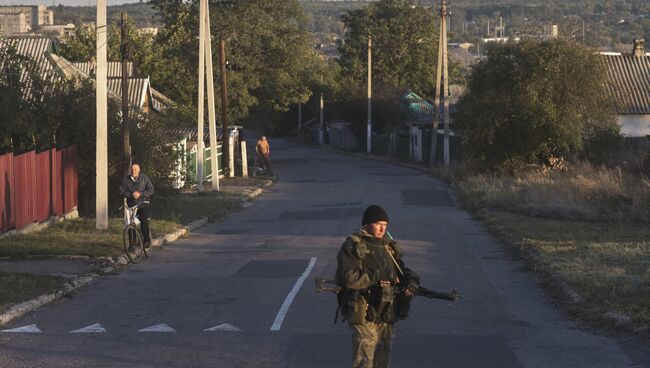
[335,205,420,368]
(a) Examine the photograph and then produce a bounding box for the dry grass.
[442,162,650,336]
[454,162,650,223]
[481,210,650,336]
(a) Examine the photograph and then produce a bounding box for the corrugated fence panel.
[62,146,78,213]
[35,150,52,222]
[0,153,14,232]
[14,151,37,230]
[52,149,63,216]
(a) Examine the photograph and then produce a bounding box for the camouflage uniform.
[335,229,419,368]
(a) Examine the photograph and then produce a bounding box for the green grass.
[480,210,650,336]
[0,272,67,309]
[0,191,242,258]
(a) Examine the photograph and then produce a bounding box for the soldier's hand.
[404,288,415,297]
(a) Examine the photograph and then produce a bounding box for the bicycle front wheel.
[123,225,144,263]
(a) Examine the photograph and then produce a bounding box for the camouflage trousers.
[349,322,395,368]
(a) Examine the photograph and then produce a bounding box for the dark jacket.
[335,229,420,323]
[119,174,154,206]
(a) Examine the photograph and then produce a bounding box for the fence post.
[228,136,235,178]
[241,141,248,178]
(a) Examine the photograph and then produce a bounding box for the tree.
[337,0,439,99]
[454,39,620,171]
[149,0,325,132]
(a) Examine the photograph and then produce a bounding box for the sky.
[0,0,140,6]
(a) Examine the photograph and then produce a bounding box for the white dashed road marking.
[70,323,106,333]
[138,324,176,332]
[270,257,317,331]
[204,323,242,332]
[2,324,42,333]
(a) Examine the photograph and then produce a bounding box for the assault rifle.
[314,277,461,302]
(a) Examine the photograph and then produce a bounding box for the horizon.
[0,0,140,6]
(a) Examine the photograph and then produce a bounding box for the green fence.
[187,144,223,182]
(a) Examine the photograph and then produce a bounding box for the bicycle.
[121,198,151,263]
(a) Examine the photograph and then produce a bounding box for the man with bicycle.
[119,162,154,248]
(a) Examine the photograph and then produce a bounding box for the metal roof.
[0,36,61,99]
[71,61,134,77]
[107,77,150,111]
[402,91,435,120]
[600,52,650,114]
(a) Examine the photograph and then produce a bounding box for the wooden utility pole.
[431,0,451,166]
[219,39,229,172]
[96,0,108,230]
[196,0,206,192]
[204,0,219,191]
[298,102,302,130]
[121,11,130,176]
[319,89,324,146]
[367,35,372,154]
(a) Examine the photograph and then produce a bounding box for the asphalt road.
[1,139,648,368]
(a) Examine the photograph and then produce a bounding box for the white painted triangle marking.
[138,324,176,332]
[1,324,42,333]
[204,323,242,332]
[70,323,106,333]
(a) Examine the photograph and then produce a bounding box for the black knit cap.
[362,205,389,225]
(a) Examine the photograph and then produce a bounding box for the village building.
[0,5,53,35]
[600,38,650,139]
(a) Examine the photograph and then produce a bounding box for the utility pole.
[298,102,302,130]
[121,11,130,177]
[431,0,451,166]
[367,35,372,154]
[319,76,324,146]
[196,0,206,192]
[204,0,219,191]
[96,0,108,230]
[219,39,229,173]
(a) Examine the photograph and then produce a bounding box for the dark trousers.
[259,153,271,170]
[137,206,151,242]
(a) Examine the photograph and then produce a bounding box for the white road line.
[204,323,242,332]
[1,324,41,333]
[138,324,176,332]
[70,323,106,333]
[270,257,317,331]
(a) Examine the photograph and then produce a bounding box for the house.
[0,5,53,35]
[399,89,462,163]
[599,38,650,139]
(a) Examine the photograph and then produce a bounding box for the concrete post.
[96,0,108,230]
[228,136,235,178]
[241,141,248,178]
[204,0,219,191]
[196,0,206,192]
[367,35,372,154]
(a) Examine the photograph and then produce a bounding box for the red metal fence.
[0,146,78,233]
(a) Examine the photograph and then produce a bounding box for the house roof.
[71,61,135,77]
[402,91,434,120]
[0,36,62,99]
[107,77,150,112]
[600,52,650,114]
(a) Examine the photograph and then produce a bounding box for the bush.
[454,39,619,171]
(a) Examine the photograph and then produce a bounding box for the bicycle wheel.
[123,225,144,263]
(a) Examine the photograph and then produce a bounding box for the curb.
[0,216,210,327]
[0,178,272,327]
